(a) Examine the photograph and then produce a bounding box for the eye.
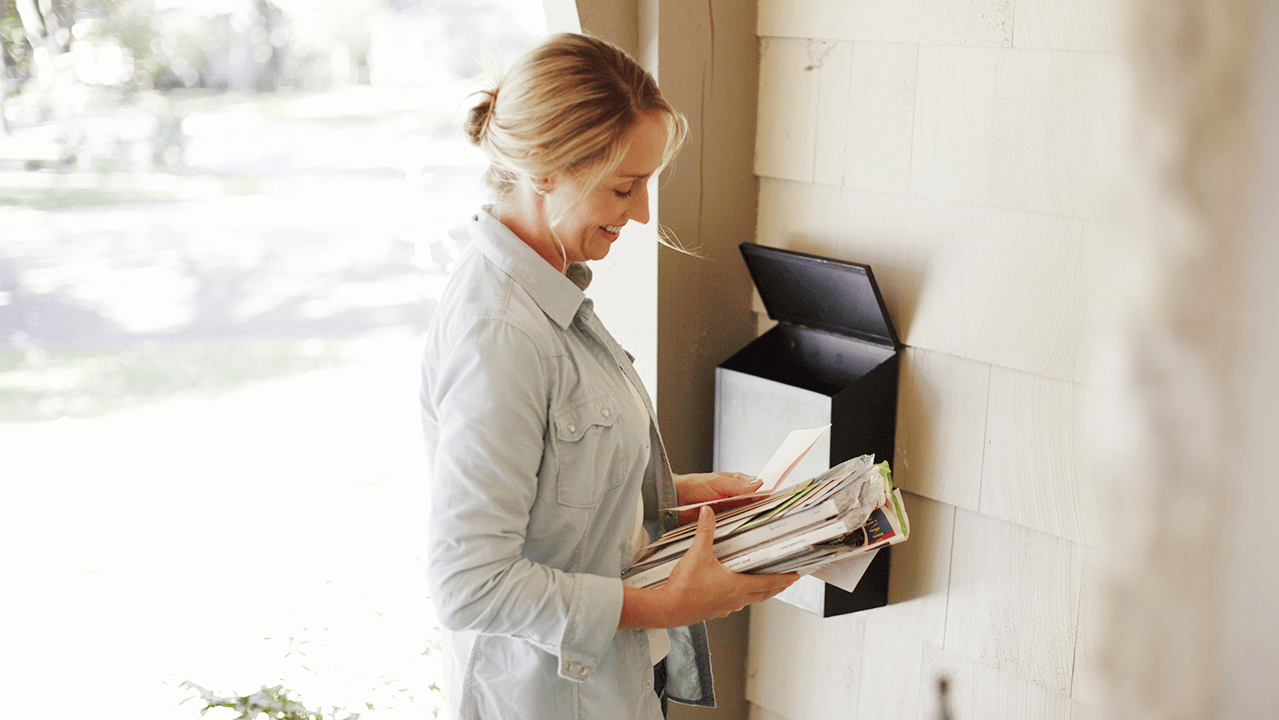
[612,179,642,199]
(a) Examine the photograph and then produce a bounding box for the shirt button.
[601,408,610,418]
[566,423,576,433]
[577,666,588,677]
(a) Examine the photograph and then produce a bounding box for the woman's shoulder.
[429,247,558,350]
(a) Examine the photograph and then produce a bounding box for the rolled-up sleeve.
[424,315,623,679]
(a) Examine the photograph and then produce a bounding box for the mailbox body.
[713,243,900,617]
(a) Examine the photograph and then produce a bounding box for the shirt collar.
[469,208,591,329]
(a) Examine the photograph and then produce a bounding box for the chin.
[585,243,613,262]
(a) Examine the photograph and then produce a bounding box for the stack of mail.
[622,454,909,590]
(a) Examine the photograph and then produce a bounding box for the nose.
[629,181,651,225]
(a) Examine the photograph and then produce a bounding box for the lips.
[601,225,622,234]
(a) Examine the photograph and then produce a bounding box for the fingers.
[745,572,799,592]
[728,574,798,614]
[740,576,798,605]
[690,505,717,549]
[710,472,760,496]
[741,572,799,599]
[669,508,801,622]
[701,504,717,525]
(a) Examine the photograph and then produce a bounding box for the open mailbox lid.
[740,242,898,350]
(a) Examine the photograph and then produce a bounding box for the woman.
[420,33,798,720]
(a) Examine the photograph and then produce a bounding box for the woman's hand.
[619,506,799,629]
[674,472,764,523]
[675,471,762,504]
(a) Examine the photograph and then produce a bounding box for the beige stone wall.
[748,0,1123,718]
[568,0,1275,717]
[748,0,1279,717]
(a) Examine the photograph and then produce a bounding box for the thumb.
[688,505,717,556]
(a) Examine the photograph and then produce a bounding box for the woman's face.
[550,110,668,264]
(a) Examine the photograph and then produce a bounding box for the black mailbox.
[713,242,900,617]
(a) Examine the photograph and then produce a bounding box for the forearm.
[619,582,712,630]
[619,585,675,630]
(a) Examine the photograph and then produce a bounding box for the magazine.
[622,451,909,590]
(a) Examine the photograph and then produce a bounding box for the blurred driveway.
[1,101,486,350]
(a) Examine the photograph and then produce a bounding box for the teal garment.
[420,209,714,720]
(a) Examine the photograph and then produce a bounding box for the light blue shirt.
[420,209,714,720]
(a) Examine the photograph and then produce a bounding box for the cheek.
[583,191,624,221]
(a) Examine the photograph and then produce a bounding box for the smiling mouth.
[602,225,622,234]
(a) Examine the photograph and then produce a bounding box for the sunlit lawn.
[0,331,445,720]
[0,84,470,719]
[0,170,295,212]
[0,339,348,423]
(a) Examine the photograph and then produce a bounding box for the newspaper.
[622,454,910,590]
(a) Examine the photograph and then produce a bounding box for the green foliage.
[182,682,360,720]
[103,0,161,78]
[174,618,448,720]
[2,2,30,79]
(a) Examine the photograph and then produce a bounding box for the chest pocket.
[551,393,628,508]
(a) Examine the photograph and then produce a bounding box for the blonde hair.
[465,33,690,251]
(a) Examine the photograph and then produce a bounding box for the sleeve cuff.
[556,573,624,682]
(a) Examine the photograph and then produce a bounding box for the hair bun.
[464,90,497,147]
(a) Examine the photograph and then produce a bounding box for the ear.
[531,174,556,196]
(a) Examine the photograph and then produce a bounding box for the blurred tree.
[2,2,32,72]
[1,1,18,133]
[0,0,539,124]
[274,0,386,86]
[13,0,73,58]
[2,0,145,96]
[105,0,160,90]
[255,0,281,91]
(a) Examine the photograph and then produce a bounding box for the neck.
[494,189,568,273]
